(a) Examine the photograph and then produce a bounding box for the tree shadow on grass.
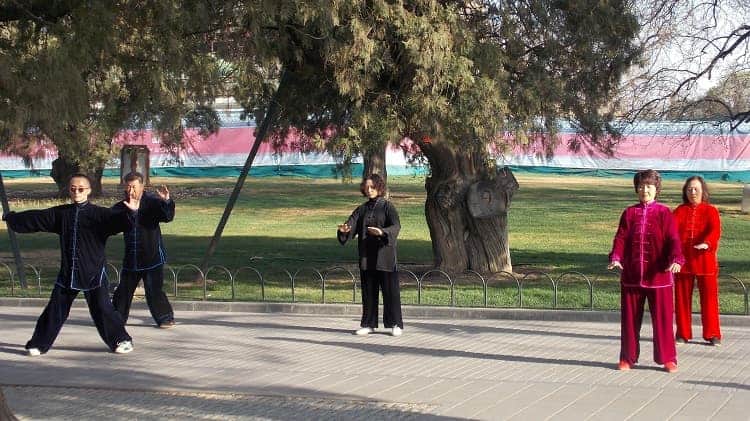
[510,249,614,277]
[0,235,431,280]
[2,234,748,284]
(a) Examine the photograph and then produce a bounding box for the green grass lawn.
[1,172,748,313]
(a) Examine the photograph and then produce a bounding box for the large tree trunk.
[363,144,387,184]
[50,157,104,197]
[421,140,518,273]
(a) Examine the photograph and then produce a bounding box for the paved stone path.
[1,305,749,420]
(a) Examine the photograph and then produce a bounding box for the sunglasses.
[69,187,89,193]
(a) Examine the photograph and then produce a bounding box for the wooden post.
[0,171,27,289]
[199,71,289,272]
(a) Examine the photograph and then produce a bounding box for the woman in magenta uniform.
[608,169,684,373]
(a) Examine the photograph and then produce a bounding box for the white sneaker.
[355,327,374,335]
[114,340,134,354]
[391,326,403,337]
[27,348,41,357]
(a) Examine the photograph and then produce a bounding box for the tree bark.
[363,144,387,184]
[420,139,518,273]
[50,157,104,197]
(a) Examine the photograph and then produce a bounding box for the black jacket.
[338,197,400,272]
[112,192,175,271]
[5,202,127,290]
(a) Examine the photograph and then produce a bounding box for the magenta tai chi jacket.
[609,201,685,288]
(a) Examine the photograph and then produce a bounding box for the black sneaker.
[709,337,722,347]
[159,320,176,329]
[676,337,688,344]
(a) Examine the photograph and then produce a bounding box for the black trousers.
[113,267,174,326]
[26,282,131,353]
[360,270,403,329]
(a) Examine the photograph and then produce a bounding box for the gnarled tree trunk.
[421,139,518,273]
[50,157,104,197]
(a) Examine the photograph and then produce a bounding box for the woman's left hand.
[693,243,709,250]
[366,226,384,236]
[667,263,682,273]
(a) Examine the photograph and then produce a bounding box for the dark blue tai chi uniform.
[111,192,175,326]
[5,202,131,353]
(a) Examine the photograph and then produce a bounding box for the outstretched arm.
[3,208,59,234]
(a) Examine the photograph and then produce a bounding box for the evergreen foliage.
[0,1,230,192]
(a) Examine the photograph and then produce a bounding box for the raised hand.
[123,198,139,211]
[157,185,170,201]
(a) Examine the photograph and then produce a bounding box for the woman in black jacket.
[338,174,403,336]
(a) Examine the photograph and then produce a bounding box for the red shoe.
[664,362,678,373]
[617,360,631,371]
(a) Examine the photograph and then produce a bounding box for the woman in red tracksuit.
[673,176,722,346]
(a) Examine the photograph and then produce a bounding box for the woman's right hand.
[338,223,350,233]
[608,261,623,271]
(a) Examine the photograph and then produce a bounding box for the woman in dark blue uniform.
[3,174,133,355]
[338,174,403,336]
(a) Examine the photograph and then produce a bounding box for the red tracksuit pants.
[674,273,721,341]
[620,285,677,366]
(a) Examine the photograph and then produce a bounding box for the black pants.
[113,267,174,326]
[360,270,403,329]
[26,282,131,353]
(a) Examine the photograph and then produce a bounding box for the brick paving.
[1,304,749,420]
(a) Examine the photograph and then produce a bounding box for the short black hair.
[124,172,144,183]
[69,173,92,187]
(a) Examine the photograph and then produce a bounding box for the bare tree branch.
[615,0,750,129]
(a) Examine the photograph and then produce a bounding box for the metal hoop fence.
[0,260,747,315]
